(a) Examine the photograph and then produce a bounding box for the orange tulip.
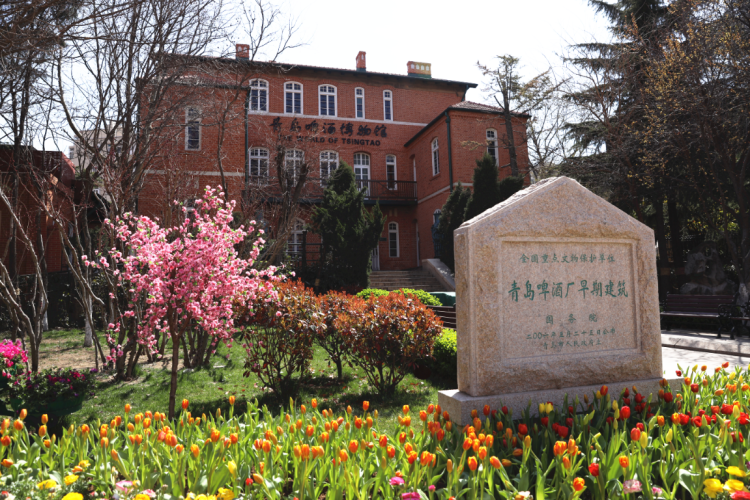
[300,405,307,414]
[13,420,23,431]
[468,456,478,471]
[402,405,409,415]
[619,456,629,468]
[349,440,358,454]
[490,456,501,469]
[124,404,131,413]
[363,401,370,412]
[100,437,109,448]
[181,399,189,410]
[2,459,13,467]
[18,409,27,420]
[110,449,119,461]
[478,446,487,460]
[573,477,585,492]
[191,444,199,457]
[43,439,50,448]
[0,436,10,447]
[339,450,348,462]
[41,414,48,424]
[38,425,47,437]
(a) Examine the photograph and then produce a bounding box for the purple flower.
[389,477,405,486]
[623,480,642,494]
[428,485,436,492]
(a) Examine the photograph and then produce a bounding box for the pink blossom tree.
[108,186,277,418]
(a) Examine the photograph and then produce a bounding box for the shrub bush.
[394,288,441,306]
[432,328,457,377]
[316,291,352,380]
[242,280,321,400]
[336,293,442,395]
[355,288,390,300]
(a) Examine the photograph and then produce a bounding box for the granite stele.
[438,176,663,424]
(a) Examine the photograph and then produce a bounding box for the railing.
[355,179,417,203]
[241,177,417,204]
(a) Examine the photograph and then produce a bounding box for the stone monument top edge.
[457,176,653,237]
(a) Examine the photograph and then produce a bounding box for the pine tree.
[436,182,470,272]
[464,154,502,221]
[311,162,385,289]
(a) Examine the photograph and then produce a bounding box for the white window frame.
[486,129,499,166]
[287,218,305,257]
[353,152,370,196]
[185,107,201,151]
[431,138,440,175]
[318,85,337,117]
[355,87,365,119]
[248,147,269,184]
[320,150,339,186]
[383,90,393,121]
[388,222,399,258]
[250,79,268,113]
[386,155,397,190]
[284,82,303,115]
[285,149,304,181]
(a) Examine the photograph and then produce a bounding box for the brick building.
[140,48,529,271]
[0,146,76,276]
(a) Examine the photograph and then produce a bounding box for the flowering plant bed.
[7,368,93,413]
[0,363,749,499]
[0,340,26,381]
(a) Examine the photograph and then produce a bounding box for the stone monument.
[438,177,663,424]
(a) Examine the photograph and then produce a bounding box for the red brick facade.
[0,147,76,275]
[141,52,529,271]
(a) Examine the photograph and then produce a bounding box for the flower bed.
[0,363,749,500]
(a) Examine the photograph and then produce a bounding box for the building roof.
[403,101,530,147]
[167,53,479,89]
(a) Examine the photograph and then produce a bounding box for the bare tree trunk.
[84,294,93,347]
[502,89,519,177]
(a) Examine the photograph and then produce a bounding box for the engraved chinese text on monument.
[501,239,638,360]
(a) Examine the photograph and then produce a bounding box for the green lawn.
[18,328,454,434]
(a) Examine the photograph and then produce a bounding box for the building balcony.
[241,177,417,206]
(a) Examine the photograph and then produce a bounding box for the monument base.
[439,377,669,425]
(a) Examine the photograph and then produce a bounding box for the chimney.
[356,51,366,72]
[407,61,431,79]
[236,44,250,60]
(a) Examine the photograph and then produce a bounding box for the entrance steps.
[369,269,445,292]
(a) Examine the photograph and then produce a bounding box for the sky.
[269,0,613,103]
[48,0,613,151]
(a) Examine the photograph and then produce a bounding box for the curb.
[662,332,750,357]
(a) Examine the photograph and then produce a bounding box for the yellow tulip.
[727,466,746,477]
[725,479,748,493]
[639,432,648,449]
[217,488,234,500]
[227,460,237,478]
[703,479,724,498]
[37,479,57,490]
[666,428,673,443]
[545,403,553,414]
[64,475,78,486]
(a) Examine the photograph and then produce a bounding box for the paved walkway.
[661,328,750,377]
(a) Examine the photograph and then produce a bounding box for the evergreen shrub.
[395,288,441,306]
[355,288,390,300]
[431,328,457,377]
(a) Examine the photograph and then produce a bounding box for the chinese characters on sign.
[501,242,637,359]
[269,117,387,146]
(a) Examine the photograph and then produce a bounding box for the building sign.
[270,117,387,146]
[501,240,637,360]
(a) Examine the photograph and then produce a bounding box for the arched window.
[386,155,397,190]
[284,82,303,114]
[353,153,370,195]
[319,85,337,116]
[248,148,269,184]
[388,222,399,258]
[431,138,440,175]
[185,107,201,150]
[383,90,393,121]
[285,149,303,181]
[355,88,365,119]
[320,151,339,186]
[287,218,305,257]
[250,79,268,112]
[486,129,498,166]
